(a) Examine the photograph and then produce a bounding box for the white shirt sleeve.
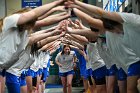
[119,12,140,26]
[2,14,21,32]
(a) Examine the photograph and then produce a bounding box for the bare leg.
[20,85,27,93]
[61,76,67,93]
[26,76,33,93]
[118,80,126,93]
[0,76,5,93]
[67,74,73,93]
[106,76,117,93]
[127,76,139,93]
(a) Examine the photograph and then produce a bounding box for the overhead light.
[98,0,102,2]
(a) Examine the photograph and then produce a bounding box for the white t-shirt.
[24,54,35,70]
[55,51,76,73]
[97,38,116,69]
[43,52,50,68]
[0,14,29,71]
[118,13,140,58]
[38,51,45,69]
[106,31,140,72]
[6,46,31,76]
[30,54,40,72]
[86,42,105,71]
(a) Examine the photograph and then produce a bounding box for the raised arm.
[73,8,103,30]
[38,6,66,20]
[34,12,70,28]
[29,29,62,45]
[17,0,64,25]
[38,32,65,47]
[31,26,57,35]
[71,0,123,23]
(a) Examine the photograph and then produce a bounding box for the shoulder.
[56,52,62,57]
[4,14,21,22]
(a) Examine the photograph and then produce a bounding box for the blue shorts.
[25,69,34,77]
[59,70,75,77]
[127,61,140,76]
[79,55,87,77]
[106,64,118,76]
[85,68,93,79]
[37,68,43,76]
[80,65,87,78]
[117,68,127,81]
[42,68,49,82]
[6,72,20,93]
[92,66,107,80]
[0,69,6,77]
[20,71,26,87]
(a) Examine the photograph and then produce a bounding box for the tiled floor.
[44,87,83,93]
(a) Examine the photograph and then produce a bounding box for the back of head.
[101,17,121,30]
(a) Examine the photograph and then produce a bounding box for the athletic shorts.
[41,68,49,82]
[106,64,118,76]
[127,61,140,76]
[5,72,20,93]
[25,69,34,77]
[59,70,75,77]
[92,66,107,85]
[20,71,26,87]
[85,68,93,79]
[80,65,87,78]
[117,68,127,81]
[37,68,43,76]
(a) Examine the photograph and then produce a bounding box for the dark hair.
[90,27,99,32]
[101,18,121,30]
[30,43,41,57]
[61,44,71,55]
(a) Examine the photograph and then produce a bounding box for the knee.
[67,83,72,87]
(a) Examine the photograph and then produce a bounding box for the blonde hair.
[13,7,32,14]
[0,18,3,32]
[0,8,32,32]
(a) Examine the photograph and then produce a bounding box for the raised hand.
[74,19,88,29]
[52,6,66,12]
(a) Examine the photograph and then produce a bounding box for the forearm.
[68,28,97,38]
[32,26,57,35]
[56,61,61,66]
[35,12,70,27]
[38,8,56,20]
[71,40,84,50]
[39,40,56,51]
[32,0,63,17]
[29,30,59,45]
[70,34,88,44]
[73,8,103,30]
[48,42,60,52]
[75,0,106,17]
[40,34,62,47]
[65,34,84,44]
